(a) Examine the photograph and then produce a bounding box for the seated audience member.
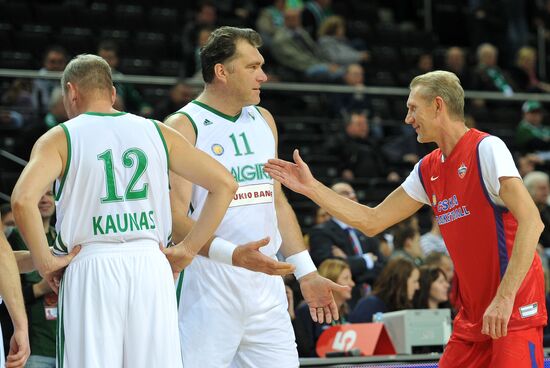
[509,46,550,93]
[420,211,448,255]
[0,204,14,232]
[271,7,344,81]
[301,0,333,40]
[153,81,194,121]
[33,46,68,116]
[181,1,218,76]
[97,40,152,116]
[349,258,419,323]
[255,0,285,47]
[44,88,68,129]
[317,16,370,66]
[294,259,355,357]
[515,100,550,153]
[444,47,474,89]
[309,182,385,307]
[329,64,373,119]
[423,251,454,283]
[523,171,550,248]
[325,110,397,181]
[413,265,450,309]
[1,79,34,117]
[390,222,424,266]
[472,43,514,96]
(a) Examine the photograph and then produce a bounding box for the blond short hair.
[61,54,113,95]
[410,70,464,120]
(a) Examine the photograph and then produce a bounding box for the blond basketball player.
[11,54,237,368]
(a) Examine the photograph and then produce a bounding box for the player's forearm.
[276,194,307,258]
[497,218,544,299]
[182,185,237,254]
[0,244,28,330]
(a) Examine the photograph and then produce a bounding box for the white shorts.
[58,242,182,368]
[178,256,298,368]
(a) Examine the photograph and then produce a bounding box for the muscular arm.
[265,149,424,236]
[158,121,238,255]
[496,177,543,297]
[11,128,65,275]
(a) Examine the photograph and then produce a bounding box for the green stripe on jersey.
[56,123,71,201]
[176,271,185,307]
[191,100,241,122]
[84,111,127,117]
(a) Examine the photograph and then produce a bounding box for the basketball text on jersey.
[434,194,471,225]
[92,210,156,235]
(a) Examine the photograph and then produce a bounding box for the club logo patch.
[458,163,467,179]
[211,144,224,156]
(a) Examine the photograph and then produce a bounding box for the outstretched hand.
[41,245,81,294]
[233,237,296,276]
[264,149,317,196]
[299,272,351,324]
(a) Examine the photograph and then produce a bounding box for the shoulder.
[163,110,197,143]
[254,105,278,138]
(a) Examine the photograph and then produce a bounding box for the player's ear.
[214,63,227,83]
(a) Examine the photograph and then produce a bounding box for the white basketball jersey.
[53,112,171,254]
[178,101,282,256]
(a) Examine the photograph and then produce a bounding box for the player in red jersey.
[265,70,546,368]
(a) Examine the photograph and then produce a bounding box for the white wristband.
[209,237,237,265]
[286,250,317,280]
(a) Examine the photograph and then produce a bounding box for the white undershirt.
[402,136,520,207]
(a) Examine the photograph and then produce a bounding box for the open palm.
[265,149,316,196]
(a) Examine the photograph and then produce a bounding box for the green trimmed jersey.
[53,112,171,254]
[177,101,282,256]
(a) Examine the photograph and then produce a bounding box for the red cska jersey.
[418,129,546,341]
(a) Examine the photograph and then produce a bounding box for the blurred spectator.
[153,81,195,121]
[302,0,333,39]
[192,27,215,80]
[1,79,34,116]
[44,88,68,129]
[325,110,397,181]
[256,0,286,47]
[424,251,454,282]
[97,40,152,116]
[349,257,419,323]
[467,1,506,51]
[314,206,330,225]
[444,47,474,89]
[523,171,550,248]
[271,7,344,82]
[317,16,370,66]
[518,153,545,177]
[309,182,385,307]
[515,100,550,153]
[390,222,424,266]
[413,265,450,309]
[420,211,448,255]
[329,64,373,118]
[294,259,355,357]
[472,43,514,96]
[182,1,218,76]
[32,46,68,116]
[410,52,434,78]
[509,46,550,93]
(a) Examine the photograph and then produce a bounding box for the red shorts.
[439,327,543,368]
